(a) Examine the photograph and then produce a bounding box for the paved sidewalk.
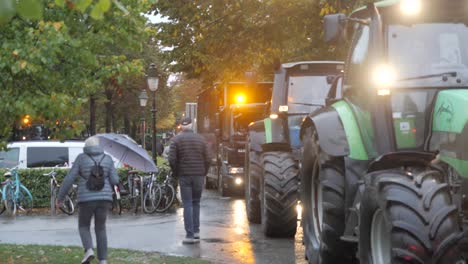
[0,190,306,264]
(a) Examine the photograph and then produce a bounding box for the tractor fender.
[300,108,349,157]
[248,120,266,153]
[248,117,290,153]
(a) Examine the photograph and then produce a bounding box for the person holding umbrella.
[57,137,119,264]
[169,117,210,244]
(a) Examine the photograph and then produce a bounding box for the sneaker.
[81,248,95,264]
[99,260,107,264]
[194,232,200,239]
[182,237,200,244]
[182,237,195,244]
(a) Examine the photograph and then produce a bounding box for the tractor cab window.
[231,108,263,137]
[346,24,370,86]
[391,91,434,149]
[388,23,468,87]
[287,75,331,114]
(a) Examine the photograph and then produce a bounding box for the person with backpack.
[57,137,119,264]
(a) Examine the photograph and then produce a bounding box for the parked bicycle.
[142,171,162,214]
[0,188,5,215]
[155,170,176,213]
[111,170,144,215]
[1,167,33,217]
[143,168,176,213]
[45,166,77,216]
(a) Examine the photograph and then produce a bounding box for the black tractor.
[245,61,344,237]
[300,1,468,263]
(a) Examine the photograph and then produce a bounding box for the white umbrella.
[89,133,157,172]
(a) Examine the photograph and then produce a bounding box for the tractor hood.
[431,89,468,178]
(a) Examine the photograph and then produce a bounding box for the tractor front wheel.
[245,147,261,224]
[301,127,355,263]
[261,151,299,237]
[360,168,463,264]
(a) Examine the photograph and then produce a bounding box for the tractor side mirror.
[324,14,346,44]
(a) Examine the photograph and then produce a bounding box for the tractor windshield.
[287,75,330,113]
[388,23,468,87]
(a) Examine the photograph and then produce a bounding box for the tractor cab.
[269,61,344,150]
[324,0,468,170]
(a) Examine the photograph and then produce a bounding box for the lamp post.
[138,90,148,149]
[146,63,159,164]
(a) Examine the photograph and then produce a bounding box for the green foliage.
[17,0,43,20]
[153,0,367,84]
[0,0,131,25]
[0,168,146,208]
[0,0,157,143]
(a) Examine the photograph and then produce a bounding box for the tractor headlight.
[270,113,279,119]
[235,177,243,185]
[373,64,396,96]
[400,0,421,16]
[229,167,244,174]
[279,105,288,112]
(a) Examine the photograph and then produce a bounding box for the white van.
[0,140,125,169]
[0,141,86,169]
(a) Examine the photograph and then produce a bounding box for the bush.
[0,168,161,208]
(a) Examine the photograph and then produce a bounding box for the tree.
[0,0,154,144]
[152,0,366,85]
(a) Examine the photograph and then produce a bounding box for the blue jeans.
[179,176,204,238]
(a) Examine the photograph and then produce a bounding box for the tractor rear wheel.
[261,151,299,237]
[245,147,261,223]
[360,168,463,264]
[301,127,355,263]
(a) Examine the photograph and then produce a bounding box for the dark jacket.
[168,129,210,177]
[58,146,119,203]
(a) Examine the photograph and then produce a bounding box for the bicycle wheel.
[50,185,57,216]
[4,187,16,217]
[59,195,74,215]
[143,184,162,214]
[0,189,5,215]
[18,187,33,214]
[156,184,175,213]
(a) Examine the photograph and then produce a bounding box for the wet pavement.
[0,190,307,264]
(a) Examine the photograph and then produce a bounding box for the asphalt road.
[0,190,307,264]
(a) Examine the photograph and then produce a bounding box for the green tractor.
[300,0,468,263]
[245,61,344,237]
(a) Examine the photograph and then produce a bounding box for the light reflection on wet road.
[0,190,307,264]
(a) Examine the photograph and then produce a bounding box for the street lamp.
[138,90,148,149]
[146,63,159,164]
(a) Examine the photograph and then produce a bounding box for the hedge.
[0,165,171,208]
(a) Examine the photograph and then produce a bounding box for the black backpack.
[84,154,106,191]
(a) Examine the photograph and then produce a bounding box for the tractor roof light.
[235,94,246,104]
[400,0,421,16]
[373,64,396,96]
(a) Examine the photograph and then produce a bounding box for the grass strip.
[0,244,209,264]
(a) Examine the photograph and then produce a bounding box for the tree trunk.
[105,88,113,133]
[89,95,96,136]
[123,112,130,135]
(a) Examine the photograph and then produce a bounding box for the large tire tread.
[246,148,261,223]
[360,168,463,264]
[301,127,355,264]
[262,151,299,237]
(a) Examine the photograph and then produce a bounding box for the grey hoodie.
[58,146,119,203]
